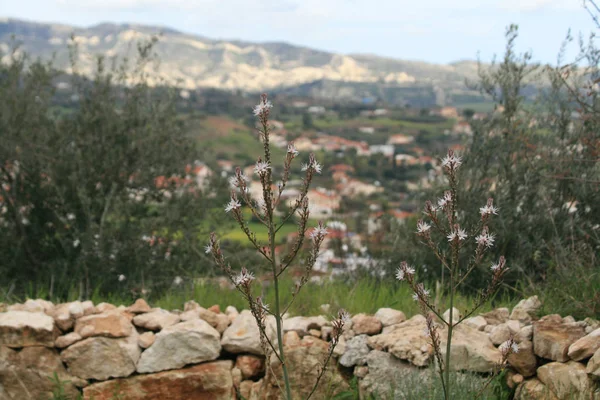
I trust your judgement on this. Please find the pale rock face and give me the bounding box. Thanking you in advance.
[351,313,382,335]
[533,314,586,362]
[221,310,276,355]
[235,354,265,380]
[127,298,151,314]
[74,310,133,338]
[283,315,329,335]
[96,302,117,313]
[83,361,234,400]
[55,332,83,349]
[514,378,558,400]
[81,300,97,316]
[339,334,370,367]
[7,298,53,313]
[68,301,85,319]
[263,335,348,399]
[0,345,83,399]
[374,308,406,327]
[47,303,76,331]
[367,315,432,367]
[463,316,488,331]
[0,311,56,347]
[481,307,510,326]
[442,307,461,325]
[132,308,180,331]
[137,319,221,373]
[537,361,599,400]
[60,333,141,380]
[567,327,600,361]
[510,296,542,323]
[489,323,512,345]
[137,331,155,349]
[586,348,600,377]
[359,350,414,398]
[515,325,533,343]
[439,324,503,373]
[508,340,537,377]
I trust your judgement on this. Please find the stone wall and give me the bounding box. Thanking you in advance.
[0,296,598,399]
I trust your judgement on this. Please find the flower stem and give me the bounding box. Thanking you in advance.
[271,222,292,400]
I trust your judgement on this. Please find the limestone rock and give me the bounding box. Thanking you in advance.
[464,316,488,331]
[352,313,382,335]
[439,324,503,373]
[283,315,329,335]
[81,300,97,316]
[533,314,586,361]
[83,361,234,400]
[199,308,230,334]
[586,348,600,378]
[568,327,600,361]
[537,361,599,400]
[339,334,370,367]
[137,319,221,373]
[515,378,558,400]
[0,311,56,347]
[55,332,83,349]
[508,340,537,377]
[221,310,275,355]
[264,335,348,399]
[0,346,82,400]
[7,298,53,313]
[442,307,461,325]
[490,323,511,345]
[127,298,151,314]
[235,354,265,380]
[96,302,117,313]
[359,350,414,399]
[74,310,133,338]
[138,331,155,349]
[510,296,542,323]
[516,325,533,343]
[367,315,431,367]
[374,308,406,327]
[482,307,510,325]
[132,308,180,331]
[61,334,141,380]
[47,303,76,331]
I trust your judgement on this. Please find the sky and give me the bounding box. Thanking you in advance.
[2,0,598,64]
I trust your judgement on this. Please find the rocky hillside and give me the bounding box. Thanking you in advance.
[0,18,486,105]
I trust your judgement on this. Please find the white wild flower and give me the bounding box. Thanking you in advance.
[441,152,462,170]
[118,274,126,282]
[475,232,495,248]
[480,199,499,217]
[447,228,467,242]
[225,198,242,213]
[67,213,76,221]
[287,143,299,157]
[233,268,255,286]
[204,244,212,254]
[310,224,329,240]
[437,191,452,208]
[173,276,183,285]
[254,161,271,176]
[416,220,431,234]
[253,99,273,116]
[73,239,80,248]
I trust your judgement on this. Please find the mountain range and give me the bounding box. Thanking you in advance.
[0,17,489,106]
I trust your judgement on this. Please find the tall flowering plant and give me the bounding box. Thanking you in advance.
[396,150,516,399]
[207,94,348,400]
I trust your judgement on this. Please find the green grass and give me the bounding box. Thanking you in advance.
[222,221,298,243]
